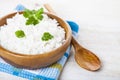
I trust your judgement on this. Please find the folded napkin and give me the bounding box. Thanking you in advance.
[0,4,79,80]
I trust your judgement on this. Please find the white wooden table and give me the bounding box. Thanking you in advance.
[0,0,120,80]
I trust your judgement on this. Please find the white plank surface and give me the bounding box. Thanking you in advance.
[0,0,120,80]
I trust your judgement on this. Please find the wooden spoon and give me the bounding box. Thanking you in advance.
[44,4,101,71]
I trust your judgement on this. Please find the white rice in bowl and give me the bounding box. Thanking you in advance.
[0,13,66,55]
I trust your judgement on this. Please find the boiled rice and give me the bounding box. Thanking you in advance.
[0,13,65,54]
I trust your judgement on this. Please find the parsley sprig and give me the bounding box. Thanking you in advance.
[15,30,25,38]
[23,8,44,25]
[42,32,54,41]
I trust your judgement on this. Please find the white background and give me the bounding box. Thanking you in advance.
[0,0,120,80]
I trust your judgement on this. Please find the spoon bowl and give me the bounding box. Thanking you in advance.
[72,37,101,71]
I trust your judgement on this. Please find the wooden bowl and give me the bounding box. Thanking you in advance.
[0,12,72,69]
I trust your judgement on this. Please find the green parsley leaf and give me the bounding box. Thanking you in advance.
[23,9,33,18]
[23,8,44,25]
[15,30,25,38]
[37,15,43,20]
[35,8,43,19]
[26,16,39,25]
[42,32,54,41]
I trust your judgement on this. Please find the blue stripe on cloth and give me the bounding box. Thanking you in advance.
[20,70,56,80]
[67,21,79,33]
[0,62,55,80]
[12,68,22,76]
[63,46,71,58]
[15,4,25,11]
[37,68,60,79]
[57,56,67,66]
[0,63,13,74]
[64,52,69,58]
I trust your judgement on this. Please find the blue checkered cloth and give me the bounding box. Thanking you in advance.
[0,4,79,80]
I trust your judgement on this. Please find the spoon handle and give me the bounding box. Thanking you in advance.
[71,37,83,50]
[44,4,56,15]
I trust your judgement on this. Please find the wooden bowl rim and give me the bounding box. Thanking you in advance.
[0,11,72,57]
